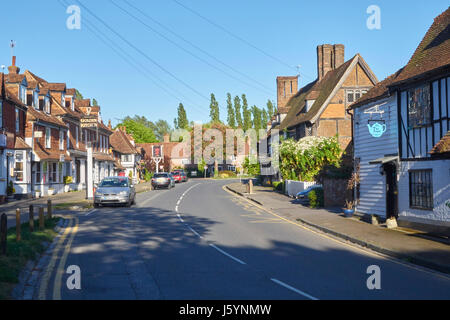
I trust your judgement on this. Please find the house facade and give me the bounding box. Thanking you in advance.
[0,67,32,201]
[351,8,450,232]
[0,57,132,200]
[110,126,141,183]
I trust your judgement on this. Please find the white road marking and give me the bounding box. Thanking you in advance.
[177,214,184,222]
[188,225,203,238]
[270,278,319,300]
[85,209,97,216]
[175,205,179,212]
[209,244,246,265]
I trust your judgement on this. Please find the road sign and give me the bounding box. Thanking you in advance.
[81,116,98,128]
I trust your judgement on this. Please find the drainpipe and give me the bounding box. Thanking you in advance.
[346,107,356,201]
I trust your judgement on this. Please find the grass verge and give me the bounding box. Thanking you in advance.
[0,217,60,300]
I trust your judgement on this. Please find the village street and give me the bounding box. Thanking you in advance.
[34,179,450,300]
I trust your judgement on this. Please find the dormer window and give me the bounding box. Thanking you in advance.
[33,91,39,109]
[45,97,50,114]
[19,85,27,104]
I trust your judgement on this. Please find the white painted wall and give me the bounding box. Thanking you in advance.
[353,95,398,217]
[398,159,450,226]
[285,180,317,197]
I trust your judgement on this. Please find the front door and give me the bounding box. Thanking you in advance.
[384,162,398,219]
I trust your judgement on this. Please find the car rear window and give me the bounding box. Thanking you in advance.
[154,173,168,178]
[100,178,129,187]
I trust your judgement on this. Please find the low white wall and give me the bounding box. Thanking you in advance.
[285,180,317,197]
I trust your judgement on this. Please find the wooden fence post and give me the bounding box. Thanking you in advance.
[39,207,45,230]
[29,205,34,232]
[47,200,52,220]
[0,213,6,255]
[16,208,21,242]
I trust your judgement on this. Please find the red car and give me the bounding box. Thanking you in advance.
[171,171,182,183]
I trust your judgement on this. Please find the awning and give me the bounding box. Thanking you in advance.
[369,155,398,165]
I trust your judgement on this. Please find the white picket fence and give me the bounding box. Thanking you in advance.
[284,180,317,197]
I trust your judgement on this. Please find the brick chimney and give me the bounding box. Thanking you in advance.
[317,44,345,80]
[163,133,170,143]
[276,75,298,113]
[8,56,20,75]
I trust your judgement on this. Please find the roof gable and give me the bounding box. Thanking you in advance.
[390,7,450,87]
[280,54,378,129]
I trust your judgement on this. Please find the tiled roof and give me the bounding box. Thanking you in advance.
[43,83,66,92]
[110,128,139,155]
[5,74,25,83]
[66,88,76,96]
[27,106,67,127]
[93,152,115,162]
[34,143,71,161]
[279,57,356,129]
[279,54,377,129]
[430,130,450,155]
[390,7,450,87]
[14,137,32,150]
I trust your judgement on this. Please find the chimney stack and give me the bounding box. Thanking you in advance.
[317,44,345,80]
[8,56,20,74]
[163,133,170,143]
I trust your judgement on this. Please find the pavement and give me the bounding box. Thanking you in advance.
[0,182,153,229]
[225,182,450,274]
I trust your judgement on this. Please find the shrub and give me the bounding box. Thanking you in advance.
[63,176,73,185]
[279,136,342,182]
[143,169,153,182]
[308,188,324,208]
[273,181,284,192]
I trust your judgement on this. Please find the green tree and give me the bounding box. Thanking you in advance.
[115,118,157,143]
[234,95,243,128]
[262,109,269,129]
[75,89,83,100]
[242,94,251,131]
[226,93,235,128]
[209,93,220,123]
[251,105,262,131]
[175,103,189,129]
[92,98,99,106]
[266,99,275,119]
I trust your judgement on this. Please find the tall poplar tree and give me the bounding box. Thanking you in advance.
[209,93,220,123]
[175,103,189,129]
[242,94,251,131]
[234,95,243,128]
[226,93,235,128]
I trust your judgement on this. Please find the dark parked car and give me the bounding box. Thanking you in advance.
[152,173,175,189]
[295,185,323,202]
[94,177,136,207]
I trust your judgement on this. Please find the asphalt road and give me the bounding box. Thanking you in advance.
[38,179,450,300]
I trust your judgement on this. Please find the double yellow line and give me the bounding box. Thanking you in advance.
[38,216,79,300]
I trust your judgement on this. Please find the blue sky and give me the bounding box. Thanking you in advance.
[1,1,448,127]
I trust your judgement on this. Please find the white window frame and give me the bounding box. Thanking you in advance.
[61,93,65,107]
[33,91,39,108]
[19,85,26,104]
[15,108,20,133]
[59,130,64,150]
[76,126,79,148]
[45,97,50,113]
[14,151,25,182]
[45,127,51,149]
